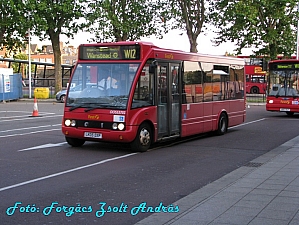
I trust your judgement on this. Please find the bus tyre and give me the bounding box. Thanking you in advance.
[286,112,294,116]
[130,123,152,152]
[65,136,85,147]
[216,113,228,135]
[250,86,259,94]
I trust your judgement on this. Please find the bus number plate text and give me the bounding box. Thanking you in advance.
[280,108,290,112]
[84,132,102,138]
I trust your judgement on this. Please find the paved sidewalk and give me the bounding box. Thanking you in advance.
[136,136,299,225]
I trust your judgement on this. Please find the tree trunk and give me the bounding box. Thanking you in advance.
[49,29,62,94]
[189,39,198,53]
[187,31,198,53]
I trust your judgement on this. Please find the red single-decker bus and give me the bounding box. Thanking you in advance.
[62,41,246,151]
[266,59,299,115]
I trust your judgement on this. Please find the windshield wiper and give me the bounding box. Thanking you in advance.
[69,104,87,111]
[85,104,126,112]
[69,103,96,111]
[84,103,112,112]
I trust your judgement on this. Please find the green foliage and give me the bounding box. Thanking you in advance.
[86,0,168,42]
[210,0,299,59]
[0,0,28,54]
[24,0,88,92]
[12,53,27,73]
[26,0,87,41]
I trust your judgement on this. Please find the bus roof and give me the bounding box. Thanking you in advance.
[78,41,245,66]
[270,59,299,64]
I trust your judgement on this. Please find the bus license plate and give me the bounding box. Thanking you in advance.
[84,132,102,138]
[280,108,290,112]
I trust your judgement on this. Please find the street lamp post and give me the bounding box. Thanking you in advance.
[297,3,299,60]
[28,28,32,98]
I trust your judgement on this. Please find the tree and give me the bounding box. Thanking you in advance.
[210,0,299,59]
[12,53,27,77]
[25,0,87,93]
[0,0,28,55]
[167,0,210,53]
[86,0,168,42]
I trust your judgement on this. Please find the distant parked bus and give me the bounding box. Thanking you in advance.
[61,41,246,152]
[245,65,267,94]
[266,59,299,115]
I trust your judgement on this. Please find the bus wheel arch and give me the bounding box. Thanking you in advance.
[216,112,228,135]
[65,136,85,147]
[130,121,153,152]
[250,86,259,94]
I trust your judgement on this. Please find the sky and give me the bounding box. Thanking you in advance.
[31,29,255,56]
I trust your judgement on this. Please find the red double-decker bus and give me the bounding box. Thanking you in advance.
[245,65,267,94]
[266,59,299,115]
[62,41,246,151]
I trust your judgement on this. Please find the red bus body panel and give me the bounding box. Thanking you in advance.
[266,96,299,112]
[62,106,158,143]
[245,65,267,94]
[181,100,245,137]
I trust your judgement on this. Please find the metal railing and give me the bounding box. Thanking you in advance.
[246,93,266,104]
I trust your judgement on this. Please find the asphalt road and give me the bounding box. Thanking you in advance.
[1,101,299,225]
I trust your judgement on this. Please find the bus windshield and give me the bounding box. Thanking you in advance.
[268,69,299,97]
[66,63,140,109]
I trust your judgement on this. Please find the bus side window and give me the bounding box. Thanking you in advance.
[132,63,154,108]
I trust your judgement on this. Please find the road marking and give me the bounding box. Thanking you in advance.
[0,124,61,133]
[0,153,138,192]
[0,128,60,138]
[0,112,55,119]
[230,118,266,128]
[18,142,67,151]
[0,115,61,122]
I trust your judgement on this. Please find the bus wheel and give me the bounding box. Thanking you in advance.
[216,113,228,135]
[130,123,152,152]
[286,112,294,116]
[65,137,85,147]
[250,87,259,94]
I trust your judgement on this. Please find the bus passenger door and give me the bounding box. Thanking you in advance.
[157,63,180,139]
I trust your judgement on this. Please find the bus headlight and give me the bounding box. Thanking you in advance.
[118,123,125,131]
[65,119,71,126]
[65,119,76,127]
[269,100,274,104]
[112,123,118,130]
[71,120,76,127]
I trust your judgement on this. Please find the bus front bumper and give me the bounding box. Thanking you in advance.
[62,125,138,143]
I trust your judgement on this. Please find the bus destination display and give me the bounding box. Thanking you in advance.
[272,63,299,69]
[79,45,140,60]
